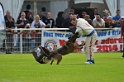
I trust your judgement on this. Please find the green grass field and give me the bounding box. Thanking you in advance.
[0,52,124,82]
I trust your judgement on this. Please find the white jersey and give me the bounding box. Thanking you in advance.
[75,18,95,36]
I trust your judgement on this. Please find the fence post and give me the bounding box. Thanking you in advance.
[41,29,44,47]
[20,30,23,54]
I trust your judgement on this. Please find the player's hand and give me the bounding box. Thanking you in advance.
[75,32,80,38]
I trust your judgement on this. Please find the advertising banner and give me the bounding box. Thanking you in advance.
[42,28,122,52]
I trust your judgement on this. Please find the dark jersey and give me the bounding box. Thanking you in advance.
[16,18,29,28]
[44,18,55,28]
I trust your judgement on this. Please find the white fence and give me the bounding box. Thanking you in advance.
[0,28,122,54]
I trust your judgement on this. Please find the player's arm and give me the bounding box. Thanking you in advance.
[75,26,84,37]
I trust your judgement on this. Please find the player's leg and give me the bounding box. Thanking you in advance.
[84,37,94,64]
[90,33,97,63]
[84,32,97,64]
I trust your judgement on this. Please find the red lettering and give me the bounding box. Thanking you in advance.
[59,40,66,46]
[102,46,108,52]
[120,38,123,43]
[101,40,105,44]
[108,45,113,51]
[75,48,82,52]
[106,38,109,44]
[113,45,118,51]
[96,46,102,52]
[101,38,122,44]
[109,38,114,44]
[96,45,118,52]
[110,38,117,44]
[95,40,98,45]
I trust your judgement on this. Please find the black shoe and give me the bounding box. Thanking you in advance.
[6,52,12,54]
[6,49,12,54]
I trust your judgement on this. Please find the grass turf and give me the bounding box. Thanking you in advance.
[0,52,123,82]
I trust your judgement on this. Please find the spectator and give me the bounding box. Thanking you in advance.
[56,11,64,28]
[103,9,110,17]
[81,11,87,18]
[24,4,32,19]
[15,12,29,50]
[103,14,108,23]
[69,7,75,14]
[2,10,14,52]
[45,12,55,28]
[4,10,14,22]
[27,12,33,24]
[22,24,35,52]
[103,9,112,28]
[112,10,121,27]
[63,13,73,28]
[63,13,76,32]
[16,12,29,29]
[90,8,99,20]
[105,16,115,28]
[39,11,47,23]
[31,15,46,29]
[120,16,124,25]
[31,15,46,46]
[5,16,15,54]
[92,15,105,28]
[41,7,47,18]
[84,15,92,25]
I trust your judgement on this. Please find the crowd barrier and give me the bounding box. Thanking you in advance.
[0,28,122,54]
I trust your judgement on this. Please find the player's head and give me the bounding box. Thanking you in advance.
[70,15,77,26]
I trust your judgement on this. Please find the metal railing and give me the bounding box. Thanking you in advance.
[0,28,121,54]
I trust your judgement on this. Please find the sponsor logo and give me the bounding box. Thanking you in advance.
[44,39,57,51]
